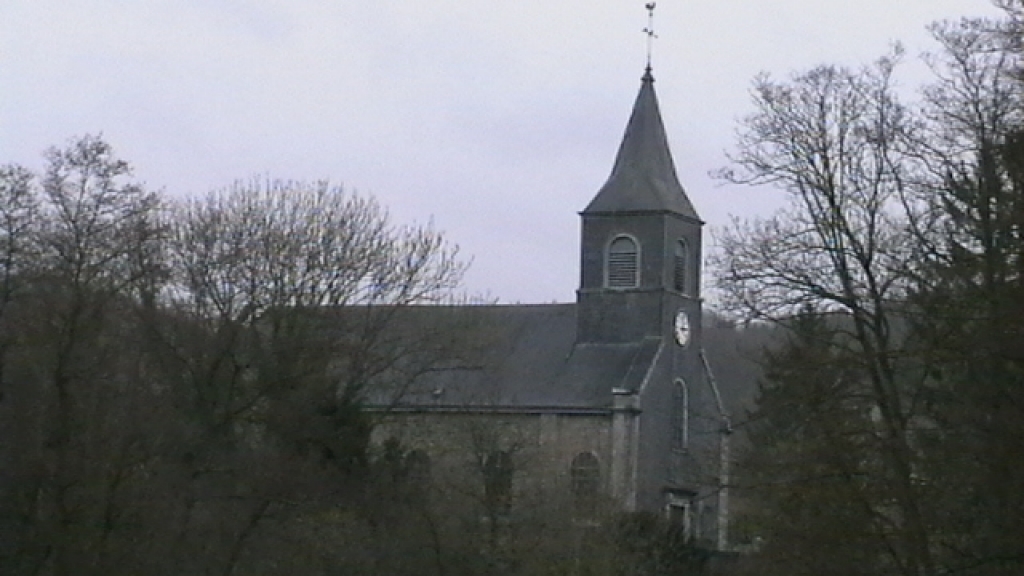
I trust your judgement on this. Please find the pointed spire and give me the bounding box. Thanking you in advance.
[583,69,699,219]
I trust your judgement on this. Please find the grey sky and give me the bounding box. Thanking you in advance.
[0,0,1005,303]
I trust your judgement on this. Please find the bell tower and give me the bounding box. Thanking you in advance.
[576,66,703,347]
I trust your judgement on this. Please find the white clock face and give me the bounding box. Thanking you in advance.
[674,310,691,347]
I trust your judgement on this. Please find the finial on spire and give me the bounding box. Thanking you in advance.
[643,2,657,73]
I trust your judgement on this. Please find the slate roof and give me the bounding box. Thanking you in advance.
[370,304,663,413]
[584,68,700,220]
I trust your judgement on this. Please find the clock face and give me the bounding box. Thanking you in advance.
[674,310,691,347]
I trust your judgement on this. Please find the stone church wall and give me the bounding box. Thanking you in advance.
[370,410,616,515]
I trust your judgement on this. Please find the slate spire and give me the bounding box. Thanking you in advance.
[583,68,699,219]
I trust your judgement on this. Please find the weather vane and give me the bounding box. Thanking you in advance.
[643,2,657,71]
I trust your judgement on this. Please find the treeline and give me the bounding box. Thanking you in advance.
[0,137,478,575]
[718,6,1024,576]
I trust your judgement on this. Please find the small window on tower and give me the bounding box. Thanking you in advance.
[674,239,689,294]
[607,235,639,288]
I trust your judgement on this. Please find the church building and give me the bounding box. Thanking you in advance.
[369,65,732,550]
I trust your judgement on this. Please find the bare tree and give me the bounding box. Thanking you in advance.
[715,52,943,575]
[0,133,487,575]
[0,163,44,575]
[159,178,466,430]
[0,135,167,576]
[719,9,1024,573]
[136,178,470,574]
[0,164,39,398]
[905,16,1024,574]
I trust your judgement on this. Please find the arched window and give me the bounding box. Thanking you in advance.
[673,379,689,450]
[570,452,601,499]
[406,450,432,485]
[607,235,639,288]
[673,239,689,294]
[483,450,514,513]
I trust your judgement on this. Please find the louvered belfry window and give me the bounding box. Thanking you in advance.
[607,236,639,288]
[674,239,688,294]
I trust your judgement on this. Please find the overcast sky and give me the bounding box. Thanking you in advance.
[0,0,1006,303]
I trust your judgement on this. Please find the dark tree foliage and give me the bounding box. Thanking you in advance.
[0,137,470,576]
[722,7,1024,576]
[735,312,888,576]
[908,130,1024,574]
[612,512,713,576]
[907,14,1024,575]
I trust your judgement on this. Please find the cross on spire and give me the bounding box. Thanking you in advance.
[643,2,657,72]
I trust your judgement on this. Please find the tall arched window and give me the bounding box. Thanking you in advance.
[483,450,514,514]
[570,452,601,500]
[673,239,689,294]
[607,235,639,288]
[673,379,689,450]
[406,450,432,485]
